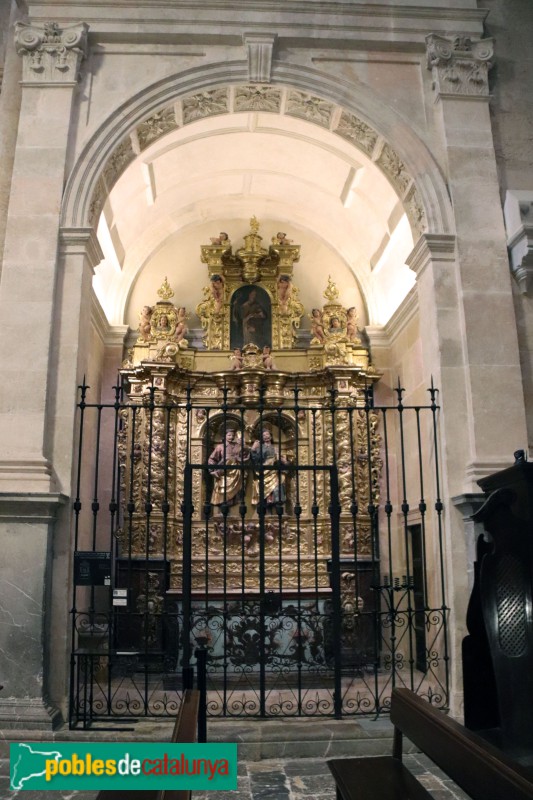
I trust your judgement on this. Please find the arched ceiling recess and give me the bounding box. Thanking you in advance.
[90,85,423,328]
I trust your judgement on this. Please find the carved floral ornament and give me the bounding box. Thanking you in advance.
[15,20,88,84]
[426,34,494,97]
[87,84,427,237]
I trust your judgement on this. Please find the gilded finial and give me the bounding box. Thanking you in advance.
[324,276,339,303]
[250,216,260,234]
[157,276,174,301]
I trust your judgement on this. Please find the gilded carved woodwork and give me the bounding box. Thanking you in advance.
[120,219,381,597]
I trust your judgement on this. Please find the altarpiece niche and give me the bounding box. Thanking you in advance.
[118,218,381,676]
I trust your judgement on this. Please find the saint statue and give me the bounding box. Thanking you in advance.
[250,429,289,512]
[208,429,249,511]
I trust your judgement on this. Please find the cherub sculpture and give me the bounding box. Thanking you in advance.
[173,306,188,344]
[210,274,225,312]
[309,308,326,344]
[209,232,229,246]
[262,345,275,370]
[272,231,293,245]
[346,307,361,343]
[230,347,243,370]
[277,275,292,313]
[138,305,153,338]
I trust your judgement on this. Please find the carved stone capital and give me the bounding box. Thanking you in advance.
[426,34,493,99]
[243,33,276,83]
[504,190,533,295]
[15,20,88,85]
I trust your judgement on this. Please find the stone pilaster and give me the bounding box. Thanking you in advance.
[0,493,66,728]
[0,22,90,727]
[424,34,527,489]
[0,1,23,272]
[0,20,89,494]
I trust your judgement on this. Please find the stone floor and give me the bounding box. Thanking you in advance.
[0,753,471,799]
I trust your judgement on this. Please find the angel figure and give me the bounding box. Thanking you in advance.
[230,347,243,370]
[262,345,275,370]
[210,231,229,245]
[138,305,153,338]
[272,231,293,245]
[346,307,361,343]
[173,306,188,344]
[277,275,292,313]
[309,308,326,344]
[210,274,225,312]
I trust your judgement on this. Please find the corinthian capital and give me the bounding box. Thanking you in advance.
[426,34,493,98]
[15,21,89,85]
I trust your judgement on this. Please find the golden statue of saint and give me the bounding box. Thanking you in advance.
[208,429,249,508]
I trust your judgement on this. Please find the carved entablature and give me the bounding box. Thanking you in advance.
[15,20,88,85]
[197,217,304,350]
[426,34,494,98]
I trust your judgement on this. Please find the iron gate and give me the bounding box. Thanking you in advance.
[69,381,448,727]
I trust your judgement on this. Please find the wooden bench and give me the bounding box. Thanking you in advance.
[97,688,200,800]
[328,687,533,800]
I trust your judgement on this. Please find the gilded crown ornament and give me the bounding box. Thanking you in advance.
[157,277,174,301]
[324,276,340,303]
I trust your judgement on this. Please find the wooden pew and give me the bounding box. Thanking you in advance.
[97,688,200,800]
[328,687,533,800]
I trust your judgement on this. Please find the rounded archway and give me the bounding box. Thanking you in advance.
[61,67,454,332]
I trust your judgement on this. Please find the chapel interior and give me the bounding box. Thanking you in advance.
[0,0,532,772]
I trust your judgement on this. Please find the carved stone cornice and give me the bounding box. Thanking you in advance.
[406,233,456,279]
[15,20,88,86]
[59,227,104,270]
[426,34,493,99]
[243,33,276,84]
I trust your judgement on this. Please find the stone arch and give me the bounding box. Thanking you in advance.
[61,61,454,240]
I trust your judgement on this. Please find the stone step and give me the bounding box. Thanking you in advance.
[0,716,396,760]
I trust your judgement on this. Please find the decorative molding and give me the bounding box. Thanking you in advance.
[406,233,456,279]
[91,291,129,348]
[234,85,281,113]
[102,136,136,190]
[84,85,433,244]
[87,179,106,227]
[426,34,493,99]
[243,33,276,84]
[59,227,104,269]
[334,110,378,156]
[465,459,514,485]
[14,20,88,86]
[376,143,411,196]
[386,285,419,344]
[137,107,178,151]
[182,88,229,124]
[0,697,62,730]
[404,185,427,240]
[285,90,334,128]
[0,459,58,494]
[503,190,533,295]
[0,492,67,522]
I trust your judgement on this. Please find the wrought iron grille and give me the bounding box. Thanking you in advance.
[69,380,448,728]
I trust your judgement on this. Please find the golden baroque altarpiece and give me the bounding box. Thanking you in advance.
[119,219,381,601]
